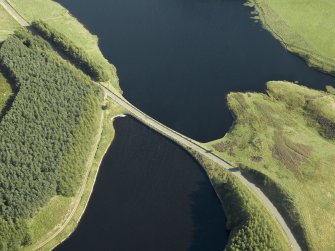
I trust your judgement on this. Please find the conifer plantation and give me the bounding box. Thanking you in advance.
[0,31,102,249]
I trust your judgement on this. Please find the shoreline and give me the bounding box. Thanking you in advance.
[248,0,335,76]
[1,0,304,249]
[47,114,127,250]
[26,97,105,251]
[25,100,126,251]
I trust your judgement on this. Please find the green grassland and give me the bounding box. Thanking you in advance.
[9,0,120,91]
[247,0,335,73]
[0,73,13,116]
[205,81,335,250]
[0,5,20,41]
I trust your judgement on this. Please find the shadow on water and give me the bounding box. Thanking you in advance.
[56,117,227,251]
[49,0,335,249]
[188,182,229,251]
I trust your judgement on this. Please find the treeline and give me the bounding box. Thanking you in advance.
[0,218,31,250]
[217,176,284,251]
[0,31,102,249]
[193,154,289,251]
[31,20,109,82]
[240,166,309,250]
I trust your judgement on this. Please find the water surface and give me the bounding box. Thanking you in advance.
[56,117,227,250]
[57,0,335,142]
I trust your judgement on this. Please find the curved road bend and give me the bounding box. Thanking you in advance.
[0,1,301,250]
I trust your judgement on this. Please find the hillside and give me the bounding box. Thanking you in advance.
[206,81,335,250]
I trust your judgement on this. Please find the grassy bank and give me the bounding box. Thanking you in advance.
[193,153,291,250]
[205,81,335,250]
[0,5,20,41]
[31,20,108,82]
[247,0,335,74]
[8,0,120,91]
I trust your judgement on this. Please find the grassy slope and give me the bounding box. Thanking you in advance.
[8,0,120,91]
[248,0,335,73]
[0,73,13,116]
[205,81,335,250]
[25,100,126,251]
[0,5,20,41]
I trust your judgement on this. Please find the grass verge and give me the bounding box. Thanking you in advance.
[192,153,291,250]
[0,4,20,41]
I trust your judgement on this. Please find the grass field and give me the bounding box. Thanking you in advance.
[248,0,335,73]
[205,81,335,250]
[0,5,20,41]
[0,73,14,116]
[8,0,120,91]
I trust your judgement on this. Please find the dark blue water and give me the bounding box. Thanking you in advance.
[57,0,335,142]
[53,0,335,250]
[56,117,228,251]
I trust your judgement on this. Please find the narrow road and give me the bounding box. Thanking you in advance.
[0,0,29,26]
[100,86,301,251]
[2,2,301,250]
[32,101,105,251]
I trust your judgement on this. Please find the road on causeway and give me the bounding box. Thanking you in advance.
[1,2,301,250]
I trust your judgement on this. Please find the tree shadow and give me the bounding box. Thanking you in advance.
[0,65,18,121]
[188,181,229,251]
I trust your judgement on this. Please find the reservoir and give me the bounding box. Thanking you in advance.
[56,117,228,251]
[53,0,335,250]
[57,0,335,142]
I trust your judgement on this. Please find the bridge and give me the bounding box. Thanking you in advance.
[101,85,301,251]
[0,1,301,250]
